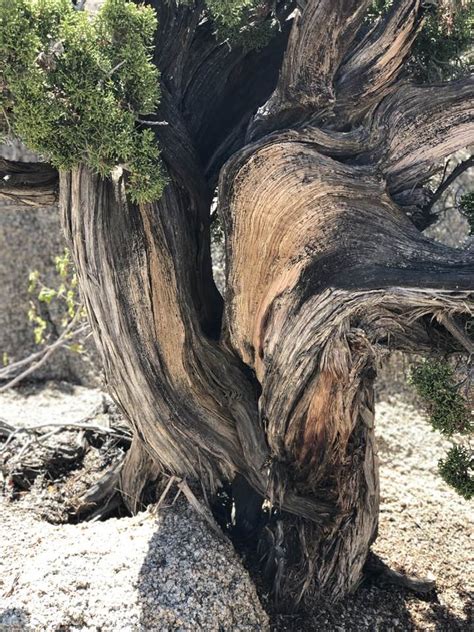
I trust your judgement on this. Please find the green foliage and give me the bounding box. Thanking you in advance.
[459,191,474,235]
[204,0,279,50]
[365,0,393,22]
[27,248,87,351]
[410,1,473,81]
[439,445,474,500]
[1,0,164,203]
[409,359,472,436]
[410,359,473,499]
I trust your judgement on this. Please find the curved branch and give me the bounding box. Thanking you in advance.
[335,0,424,121]
[372,77,474,193]
[0,158,58,207]
[424,155,474,213]
[248,0,372,140]
[219,130,474,600]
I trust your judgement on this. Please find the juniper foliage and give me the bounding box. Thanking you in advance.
[410,360,473,498]
[2,1,472,203]
[410,0,473,81]
[0,0,164,203]
[439,445,474,500]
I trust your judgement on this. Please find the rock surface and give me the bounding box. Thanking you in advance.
[0,500,268,632]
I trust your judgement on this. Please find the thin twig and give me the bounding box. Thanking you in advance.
[152,475,179,515]
[106,60,126,77]
[0,323,89,379]
[425,156,474,213]
[0,312,88,392]
[12,421,130,439]
[0,416,131,457]
[137,119,169,126]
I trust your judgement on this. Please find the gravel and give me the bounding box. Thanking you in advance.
[0,382,472,631]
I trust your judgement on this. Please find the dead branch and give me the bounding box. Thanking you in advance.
[365,552,436,596]
[424,156,474,213]
[0,158,58,207]
[0,313,90,392]
[436,313,474,355]
[177,479,227,540]
[0,421,131,455]
[74,457,125,519]
[248,0,372,138]
[0,399,130,510]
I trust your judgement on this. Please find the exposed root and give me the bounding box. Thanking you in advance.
[73,458,124,520]
[364,552,436,596]
[119,437,162,514]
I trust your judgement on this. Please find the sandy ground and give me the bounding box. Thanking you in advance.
[0,381,472,631]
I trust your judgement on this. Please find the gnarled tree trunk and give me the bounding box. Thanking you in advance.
[3,0,473,605]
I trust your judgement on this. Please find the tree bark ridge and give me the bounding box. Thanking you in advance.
[336,0,424,121]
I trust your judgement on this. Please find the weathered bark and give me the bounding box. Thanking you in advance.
[373,77,474,194]
[0,158,58,207]
[218,127,473,600]
[6,0,474,606]
[249,0,373,139]
[335,0,424,121]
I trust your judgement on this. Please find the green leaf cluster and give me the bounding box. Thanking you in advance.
[27,248,87,351]
[439,445,473,500]
[459,191,474,235]
[410,1,473,81]
[410,359,472,437]
[365,0,394,23]
[410,359,473,499]
[204,0,279,50]
[1,0,164,203]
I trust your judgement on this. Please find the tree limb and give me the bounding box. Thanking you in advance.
[248,0,372,139]
[424,155,474,213]
[0,158,58,207]
[279,0,372,104]
[373,76,474,194]
[336,0,424,121]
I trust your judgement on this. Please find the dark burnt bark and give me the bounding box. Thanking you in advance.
[5,0,473,606]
